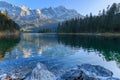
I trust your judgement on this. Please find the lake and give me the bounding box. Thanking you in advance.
[0,33,120,78]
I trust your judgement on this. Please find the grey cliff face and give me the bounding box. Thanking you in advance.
[0,1,83,31]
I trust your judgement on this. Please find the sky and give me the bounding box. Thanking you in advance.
[1,0,120,15]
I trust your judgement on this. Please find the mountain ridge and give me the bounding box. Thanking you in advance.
[0,1,84,32]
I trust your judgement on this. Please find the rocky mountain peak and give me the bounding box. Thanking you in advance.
[20,6,30,11]
[0,1,84,32]
[56,5,66,9]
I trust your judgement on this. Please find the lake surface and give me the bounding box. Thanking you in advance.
[0,33,120,78]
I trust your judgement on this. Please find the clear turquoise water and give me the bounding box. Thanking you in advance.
[0,33,120,78]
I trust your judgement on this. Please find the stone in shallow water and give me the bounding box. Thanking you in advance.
[1,63,119,80]
[59,68,100,80]
[59,64,119,80]
[0,74,24,80]
[78,64,113,77]
[107,78,120,80]
[0,74,7,80]
[30,62,56,80]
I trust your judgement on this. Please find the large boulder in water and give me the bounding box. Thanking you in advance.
[1,63,119,80]
[59,64,120,80]
[30,63,56,80]
[58,68,100,80]
[78,64,113,77]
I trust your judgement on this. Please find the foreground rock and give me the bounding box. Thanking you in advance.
[58,64,120,80]
[29,63,56,80]
[0,63,120,80]
[79,64,113,77]
[0,74,24,80]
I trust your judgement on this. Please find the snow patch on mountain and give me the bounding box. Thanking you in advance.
[41,6,83,21]
[0,1,84,32]
[0,1,83,22]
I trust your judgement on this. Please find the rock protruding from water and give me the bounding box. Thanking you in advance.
[0,74,24,80]
[0,63,120,80]
[30,63,56,80]
[79,64,113,77]
[58,64,120,80]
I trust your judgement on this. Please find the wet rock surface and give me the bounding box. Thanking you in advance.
[0,63,120,80]
[78,64,113,77]
[58,64,120,80]
[0,74,24,80]
[28,63,56,80]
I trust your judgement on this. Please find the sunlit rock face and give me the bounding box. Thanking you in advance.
[30,63,56,80]
[0,1,83,32]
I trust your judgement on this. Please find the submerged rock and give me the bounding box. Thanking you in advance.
[27,63,120,80]
[0,74,24,80]
[78,64,113,77]
[0,74,8,80]
[0,63,120,80]
[107,78,120,80]
[30,63,56,80]
[58,69,100,80]
[59,64,120,80]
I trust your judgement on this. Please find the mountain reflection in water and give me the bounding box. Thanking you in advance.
[0,33,120,78]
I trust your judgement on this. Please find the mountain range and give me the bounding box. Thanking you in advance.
[0,1,84,32]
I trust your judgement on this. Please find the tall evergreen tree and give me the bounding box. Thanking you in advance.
[0,11,19,32]
[57,3,120,33]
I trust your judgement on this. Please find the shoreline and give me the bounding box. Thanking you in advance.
[23,32,120,37]
[56,33,120,36]
[0,31,20,36]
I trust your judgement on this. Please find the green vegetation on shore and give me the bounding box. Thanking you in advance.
[38,28,52,33]
[0,11,19,32]
[57,3,120,33]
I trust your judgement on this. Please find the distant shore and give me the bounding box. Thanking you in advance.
[22,32,120,36]
[0,31,20,36]
[56,33,120,36]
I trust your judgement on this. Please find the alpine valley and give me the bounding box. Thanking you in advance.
[0,1,83,32]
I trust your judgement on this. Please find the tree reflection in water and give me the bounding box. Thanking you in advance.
[57,34,120,63]
[0,35,20,60]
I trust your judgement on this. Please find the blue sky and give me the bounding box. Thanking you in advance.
[1,0,120,15]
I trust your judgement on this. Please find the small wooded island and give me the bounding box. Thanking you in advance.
[0,11,19,35]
